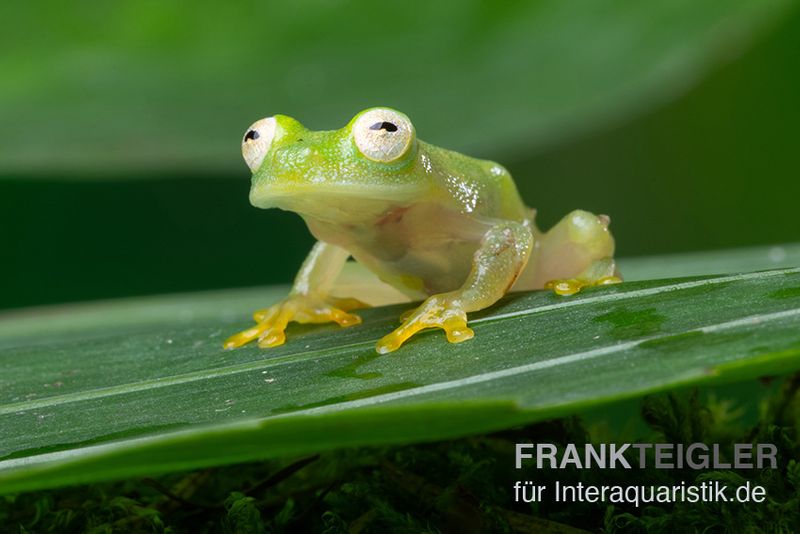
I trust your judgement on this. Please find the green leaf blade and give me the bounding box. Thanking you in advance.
[1,247,800,494]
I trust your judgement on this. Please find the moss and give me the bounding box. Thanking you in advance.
[2,374,799,533]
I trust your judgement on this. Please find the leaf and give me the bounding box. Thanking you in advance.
[1,245,800,494]
[1,0,794,175]
[619,243,800,281]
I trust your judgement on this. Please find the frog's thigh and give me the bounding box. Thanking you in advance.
[525,210,614,285]
[534,210,620,295]
[375,221,533,353]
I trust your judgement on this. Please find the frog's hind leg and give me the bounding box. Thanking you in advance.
[524,209,621,296]
[375,221,533,354]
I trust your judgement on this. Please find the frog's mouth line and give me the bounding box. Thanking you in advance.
[249,184,425,210]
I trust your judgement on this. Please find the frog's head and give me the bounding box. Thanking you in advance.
[242,107,428,220]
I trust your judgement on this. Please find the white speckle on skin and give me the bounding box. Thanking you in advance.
[166,339,173,345]
[769,246,787,263]
[421,153,433,173]
[490,165,504,176]
[264,378,276,384]
[445,174,479,213]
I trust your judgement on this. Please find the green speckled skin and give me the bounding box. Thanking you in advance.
[228,108,618,353]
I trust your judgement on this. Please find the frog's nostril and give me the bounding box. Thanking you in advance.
[244,130,260,141]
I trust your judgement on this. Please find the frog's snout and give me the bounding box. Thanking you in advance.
[272,142,327,172]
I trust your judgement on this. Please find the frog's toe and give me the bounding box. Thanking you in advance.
[296,305,362,327]
[225,303,291,350]
[257,327,287,348]
[223,322,271,350]
[375,331,404,354]
[544,278,584,296]
[442,316,475,343]
[335,310,362,327]
[321,308,362,327]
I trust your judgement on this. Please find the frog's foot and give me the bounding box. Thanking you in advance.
[223,294,363,350]
[545,276,621,296]
[544,257,622,296]
[376,295,474,354]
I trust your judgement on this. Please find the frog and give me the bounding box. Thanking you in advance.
[224,107,620,354]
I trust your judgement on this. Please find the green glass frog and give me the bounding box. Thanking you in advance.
[225,108,619,354]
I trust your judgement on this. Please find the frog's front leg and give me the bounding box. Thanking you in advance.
[224,242,366,349]
[376,221,533,354]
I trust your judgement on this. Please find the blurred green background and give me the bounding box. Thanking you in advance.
[1,0,798,310]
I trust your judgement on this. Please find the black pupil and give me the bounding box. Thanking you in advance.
[244,130,260,141]
[369,121,398,132]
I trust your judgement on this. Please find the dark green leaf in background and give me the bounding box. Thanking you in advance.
[0,0,793,175]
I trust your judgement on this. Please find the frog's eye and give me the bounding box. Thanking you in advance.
[242,117,277,172]
[352,108,414,163]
